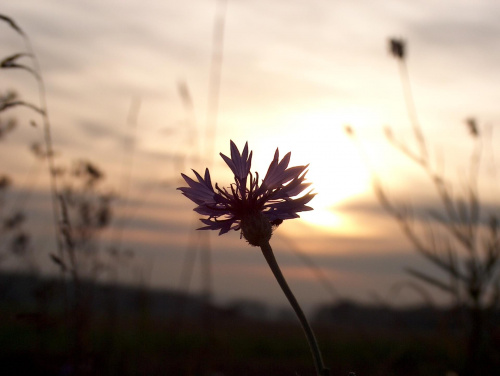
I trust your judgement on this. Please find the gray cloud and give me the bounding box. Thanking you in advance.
[78,119,132,146]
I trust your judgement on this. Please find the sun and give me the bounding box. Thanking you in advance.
[251,107,374,231]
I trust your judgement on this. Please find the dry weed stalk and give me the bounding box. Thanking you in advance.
[373,38,499,375]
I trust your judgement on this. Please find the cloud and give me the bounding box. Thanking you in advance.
[78,119,132,147]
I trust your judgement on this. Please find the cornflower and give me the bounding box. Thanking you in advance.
[178,140,315,245]
[179,141,329,376]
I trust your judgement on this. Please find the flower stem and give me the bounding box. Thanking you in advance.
[260,240,330,376]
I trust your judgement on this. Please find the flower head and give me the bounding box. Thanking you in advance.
[389,38,405,59]
[178,140,315,245]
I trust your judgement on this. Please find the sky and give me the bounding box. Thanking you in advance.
[1,0,500,312]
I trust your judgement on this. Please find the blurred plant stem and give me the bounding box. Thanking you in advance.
[369,37,500,375]
[20,22,63,264]
[260,240,330,376]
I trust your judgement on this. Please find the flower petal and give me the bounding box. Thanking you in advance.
[260,150,307,192]
[178,169,216,205]
[220,140,252,180]
[265,191,316,219]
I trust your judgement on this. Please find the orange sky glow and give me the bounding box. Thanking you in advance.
[1,0,500,311]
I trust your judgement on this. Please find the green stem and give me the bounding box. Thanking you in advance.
[260,240,330,376]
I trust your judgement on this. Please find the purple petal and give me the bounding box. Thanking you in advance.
[265,192,316,218]
[178,169,216,205]
[198,217,238,235]
[193,204,227,216]
[261,150,302,191]
[220,141,252,180]
[275,170,310,198]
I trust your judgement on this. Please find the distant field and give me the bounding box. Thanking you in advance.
[0,305,468,376]
[2,271,498,375]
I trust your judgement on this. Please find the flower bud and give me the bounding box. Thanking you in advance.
[241,212,272,247]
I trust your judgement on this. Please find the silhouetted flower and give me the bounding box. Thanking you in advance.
[0,175,11,190]
[465,117,479,137]
[10,232,29,255]
[178,141,314,245]
[389,38,405,59]
[3,211,25,230]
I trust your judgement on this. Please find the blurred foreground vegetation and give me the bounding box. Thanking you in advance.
[2,272,500,376]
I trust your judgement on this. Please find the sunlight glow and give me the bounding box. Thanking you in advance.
[252,108,374,231]
[300,204,343,229]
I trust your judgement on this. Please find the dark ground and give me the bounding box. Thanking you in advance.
[1,272,499,376]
